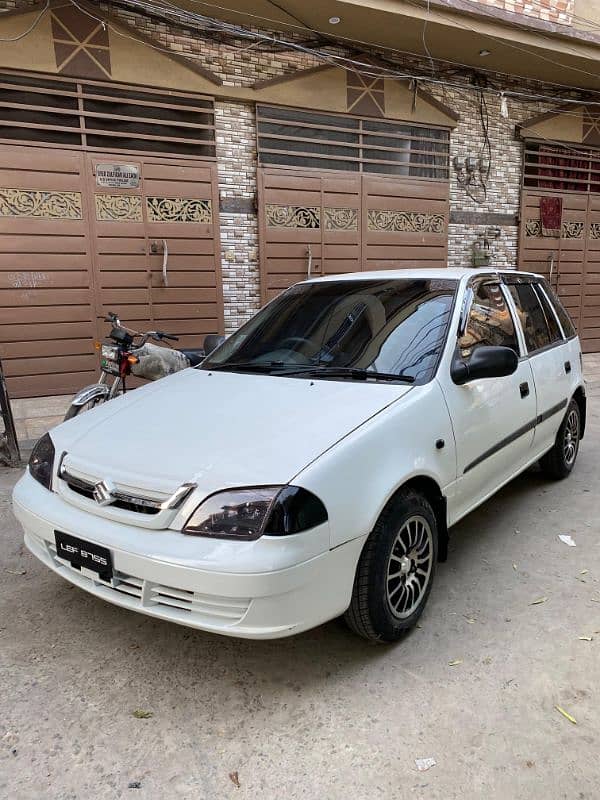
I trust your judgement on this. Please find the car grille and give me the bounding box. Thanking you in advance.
[61,470,163,516]
[47,539,250,626]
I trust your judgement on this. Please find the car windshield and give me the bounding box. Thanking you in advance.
[203,278,458,383]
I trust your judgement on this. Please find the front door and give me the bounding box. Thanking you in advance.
[441,279,537,523]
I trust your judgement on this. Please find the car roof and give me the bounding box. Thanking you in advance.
[303,268,540,284]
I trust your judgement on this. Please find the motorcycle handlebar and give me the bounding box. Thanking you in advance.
[102,314,179,344]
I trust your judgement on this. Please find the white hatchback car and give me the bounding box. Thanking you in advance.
[13,268,585,642]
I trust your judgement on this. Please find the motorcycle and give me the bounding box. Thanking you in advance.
[65,312,222,420]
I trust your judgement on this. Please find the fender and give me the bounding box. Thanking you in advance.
[70,384,110,407]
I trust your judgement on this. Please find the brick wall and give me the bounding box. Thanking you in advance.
[214,101,261,332]
[471,0,574,24]
[422,84,549,269]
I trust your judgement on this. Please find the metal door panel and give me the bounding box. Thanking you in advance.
[259,167,450,302]
[0,144,97,398]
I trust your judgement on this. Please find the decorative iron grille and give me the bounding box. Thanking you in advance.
[257,104,449,180]
[0,70,215,158]
[523,141,600,194]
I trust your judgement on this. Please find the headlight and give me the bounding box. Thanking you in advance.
[183,486,328,540]
[28,433,55,490]
[101,344,120,360]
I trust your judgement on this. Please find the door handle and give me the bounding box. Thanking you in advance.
[161,239,169,287]
[564,361,571,374]
[520,382,530,398]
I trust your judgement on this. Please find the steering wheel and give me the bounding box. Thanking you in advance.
[279,337,320,357]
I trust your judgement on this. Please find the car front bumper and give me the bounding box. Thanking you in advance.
[13,473,365,639]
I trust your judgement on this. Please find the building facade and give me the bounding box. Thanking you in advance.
[1,0,600,398]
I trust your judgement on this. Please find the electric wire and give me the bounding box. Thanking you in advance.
[148,0,600,93]
[0,0,49,41]
[6,0,600,116]
[105,0,600,108]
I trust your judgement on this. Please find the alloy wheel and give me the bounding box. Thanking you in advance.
[386,515,434,620]
[563,408,580,467]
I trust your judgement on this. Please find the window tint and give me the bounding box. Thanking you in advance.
[533,284,563,342]
[204,278,457,384]
[507,282,557,352]
[539,279,577,338]
[459,281,519,355]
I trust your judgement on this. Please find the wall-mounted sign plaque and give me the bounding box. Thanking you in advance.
[96,164,140,189]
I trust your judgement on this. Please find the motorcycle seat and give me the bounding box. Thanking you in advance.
[178,348,205,367]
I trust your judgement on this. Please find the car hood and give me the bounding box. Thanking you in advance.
[53,368,411,494]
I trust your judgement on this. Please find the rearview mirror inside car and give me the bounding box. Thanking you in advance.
[203,334,226,355]
[451,345,518,386]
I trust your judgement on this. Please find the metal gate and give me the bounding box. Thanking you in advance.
[258,168,449,303]
[0,70,223,398]
[519,188,600,353]
[86,152,222,346]
[519,141,600,353]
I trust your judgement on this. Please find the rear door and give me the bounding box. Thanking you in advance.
[504,276,571,454]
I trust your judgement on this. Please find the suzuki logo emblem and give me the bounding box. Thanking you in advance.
[93,479,115,506]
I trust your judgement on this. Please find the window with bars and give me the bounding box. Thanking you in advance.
[0,71,215,158]
[257,104,450,180]
[524,141,600,194]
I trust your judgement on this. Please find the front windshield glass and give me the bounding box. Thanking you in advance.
[203,278,458,383]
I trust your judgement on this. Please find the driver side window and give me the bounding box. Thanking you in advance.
[459,281,519,357]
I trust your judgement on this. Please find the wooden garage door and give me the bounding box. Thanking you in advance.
[519,188,600,352]
[0,70,222,397]
[362,175,448,271]
[0,146,222,398]
[258,169,361,301]
[0,145,97,398]
[257,104,450,302]
[519,142,600,352]
[259,168,449,302]
[88,153,222,346]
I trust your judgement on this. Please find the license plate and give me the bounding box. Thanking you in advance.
[100,357,121,376]
[54,531,113,581]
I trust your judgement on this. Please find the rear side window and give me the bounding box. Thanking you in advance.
[459,281,519,355]
[539,279,577,338]
[533,284,563,342]
[507,282,561,353]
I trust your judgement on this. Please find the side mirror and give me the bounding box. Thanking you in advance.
[451,345,518,386]
[203,333,226,356]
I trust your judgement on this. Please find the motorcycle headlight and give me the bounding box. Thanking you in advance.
[183,486,328,540]
[28,433,55,491]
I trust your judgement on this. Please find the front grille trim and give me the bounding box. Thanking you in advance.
[58,462,195,519]
[62,470,163,515]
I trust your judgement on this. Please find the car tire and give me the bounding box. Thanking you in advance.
[344,489,438,643]
[539,399,581,480]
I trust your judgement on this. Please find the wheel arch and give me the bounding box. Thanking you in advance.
[572,385,586,439]
[378,475,449,563]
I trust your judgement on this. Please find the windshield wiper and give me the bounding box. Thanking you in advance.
[205,360,287,373]
[274,366,415,383]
